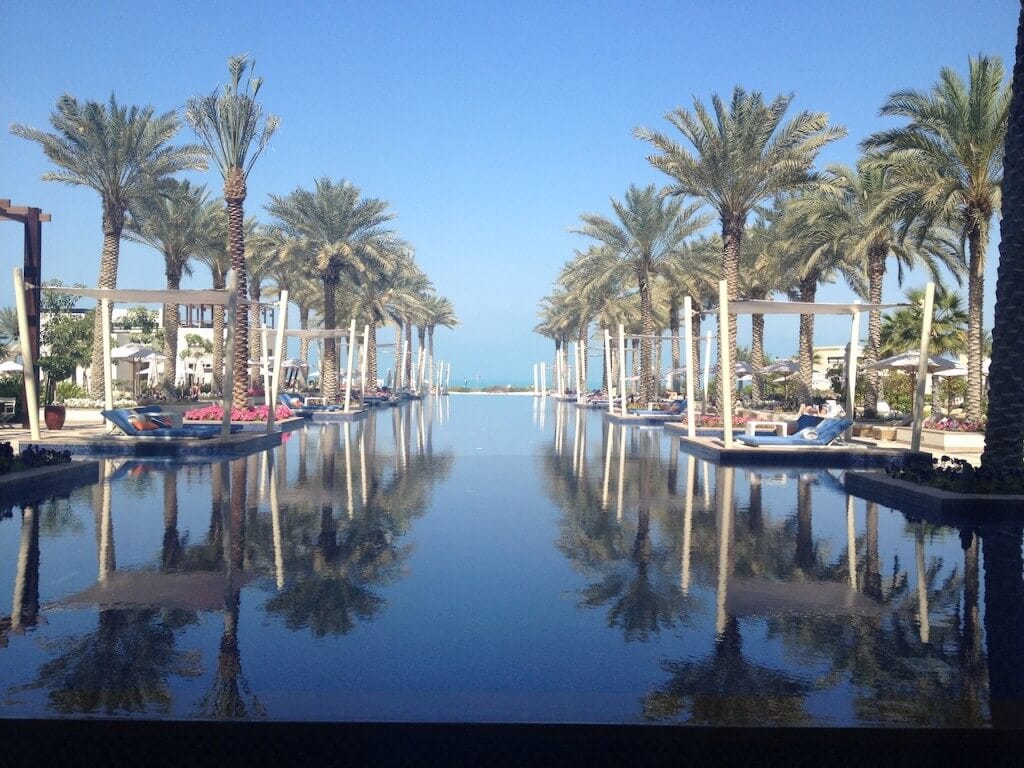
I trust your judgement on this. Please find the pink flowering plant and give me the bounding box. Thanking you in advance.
[185,404,292,422]
[923,416,986,433]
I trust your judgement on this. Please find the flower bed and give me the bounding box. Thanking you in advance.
[923,416,985,432]
[185,404,293,422]
[0,442,71,476]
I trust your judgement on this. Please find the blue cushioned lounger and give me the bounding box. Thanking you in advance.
[101,408,241,439]
[734,417,853,447]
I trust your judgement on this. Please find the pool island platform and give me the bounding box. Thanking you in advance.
[12,423,285,458]
[675,433,917,468]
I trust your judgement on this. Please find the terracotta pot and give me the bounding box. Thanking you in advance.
[44,404,66,431]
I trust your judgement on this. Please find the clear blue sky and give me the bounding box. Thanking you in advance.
[1,0,1018,386]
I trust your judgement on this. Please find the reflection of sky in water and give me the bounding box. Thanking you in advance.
[0,396,1014,725]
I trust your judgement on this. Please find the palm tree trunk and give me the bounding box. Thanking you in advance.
[798,276,817,402]
[417,326,427,390]
[863,502,881,600]
[164,265,182,395]
[722,215,743,412]
[638,268,655,403]
[865,243,886,414]
[224,169,250,408]
[249,283,262,388]
[298,305,310,386]
[692,304,702,401]
[89,214,122,399]
[427,326,435,391]
[965,224,986,421]
[162,470,180,570]
[751,311,765,402]
[982,525,1024,727]
[322,276,338,401]
[578,324,588,392]
[367,321,379,387]
[669,297,680,393]
[795,474,814,571]
[212,272,225,394]
[983,9,1024,471]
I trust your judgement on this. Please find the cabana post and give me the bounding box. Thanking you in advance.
[683,296,696,438]
[12,268,40,439]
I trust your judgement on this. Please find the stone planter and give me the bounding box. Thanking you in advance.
[871,426,897,441]
[851,424,873,437]
[44,405,66,430]
[894,427,985,452]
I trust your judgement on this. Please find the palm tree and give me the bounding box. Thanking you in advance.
[636,87,845,406]
[880,285,967,357]
[186,55,279,406]
[574,184,708,402]
[798,161,963,414]
[421,294,458,391]
[12,95,206,398]
[737,211,796,401]
[862,55,1009,421]
[126,180,222,391]
[983,10,1024,476]
[266,178,397,401]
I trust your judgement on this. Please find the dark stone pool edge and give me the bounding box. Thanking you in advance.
[0,719,1016,768]
[0,459,99,506]
[845,470,1024,522]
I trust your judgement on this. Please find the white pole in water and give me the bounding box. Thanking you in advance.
[222,269,238,438]
[603,328,614,415]
[718,280,733,448]
[846,302,860,441]
[533,363,538,396]
[618,324,628,417]
[911,282,936,453]
[703,331,712,412]
[683,296,696,439]
[445,361,450,392]
[344,318,356,413]
[540,362,547,397]
[12,268,40,440]
[268,289,288,432]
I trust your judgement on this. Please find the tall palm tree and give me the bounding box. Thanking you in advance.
[983,9,1024,476]
[12,95,206,398]
[800,161,963,413]
[266,178,397,401]
[574,184,708,402]
[421,294,458,390]
[863,55,1009,421]
[636,87,845,406]
[187,55,279,406]
[737,211,796,401]
[126,180,222,391]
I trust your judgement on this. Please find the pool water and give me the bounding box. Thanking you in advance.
[1,396,1021,726]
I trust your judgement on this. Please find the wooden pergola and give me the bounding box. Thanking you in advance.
[0,200,50,427]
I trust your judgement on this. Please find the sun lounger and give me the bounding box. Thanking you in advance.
[102,408,242,439]
[735,417,853,447]
[633,399,687,417]
[280,393,341,411]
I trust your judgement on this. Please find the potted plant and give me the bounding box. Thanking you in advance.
[37,283,93,430]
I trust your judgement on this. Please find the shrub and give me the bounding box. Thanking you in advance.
[885,453,1024,494]
[55,381,86,403]
[0,441,72,476]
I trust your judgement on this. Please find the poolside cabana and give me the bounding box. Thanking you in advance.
[266,320,363,413]
[685,280,928,451]
[12,268,289,439]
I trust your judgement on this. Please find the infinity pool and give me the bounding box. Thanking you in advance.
[2,396,1021,726]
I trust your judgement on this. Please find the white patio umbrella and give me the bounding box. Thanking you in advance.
[866,351,958,374]
[0,360,23,373]
[111,343,165,397]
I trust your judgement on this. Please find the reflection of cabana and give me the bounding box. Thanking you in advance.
[12,269,289,438]
[684,281,924,450]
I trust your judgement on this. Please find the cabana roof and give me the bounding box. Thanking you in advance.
[40,285,233,306]
[723,300,906,316]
